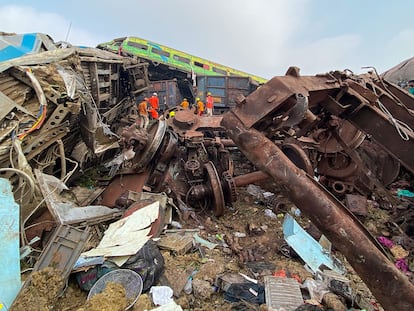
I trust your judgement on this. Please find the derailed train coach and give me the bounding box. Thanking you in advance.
[0,32,150,220]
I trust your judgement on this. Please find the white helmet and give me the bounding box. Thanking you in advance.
[153,92,157,96]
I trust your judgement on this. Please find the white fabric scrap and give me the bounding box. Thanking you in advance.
[150,286,174,306]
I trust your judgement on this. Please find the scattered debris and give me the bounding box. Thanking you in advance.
[2,31,414,311]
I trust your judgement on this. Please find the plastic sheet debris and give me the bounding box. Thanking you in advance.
[264,208,277,219]
[301,278,329,303]
[224,282,265,304]
[122,240,165,292]
[397,189,414,198]
[35,170,122,224]
[193,233,217,249]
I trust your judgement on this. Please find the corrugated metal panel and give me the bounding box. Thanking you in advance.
[264,276,303,311]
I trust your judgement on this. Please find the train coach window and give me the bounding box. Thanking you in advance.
[194,61,204,68]
[213,67,227,75]
[127,41,148,50]
[194,61,211,69]
[152,48,170,57]
[173,55,190,64]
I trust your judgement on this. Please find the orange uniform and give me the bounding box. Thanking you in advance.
[137,99,149,128]
[206,94,213,116]
[138,100,148,116]
[206,95,213,109]
[197,100,204,116]
[148,107,159,119]
[148,94,159,110]
[180,99,189,109]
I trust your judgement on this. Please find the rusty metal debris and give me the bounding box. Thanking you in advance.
[221,67,414,310]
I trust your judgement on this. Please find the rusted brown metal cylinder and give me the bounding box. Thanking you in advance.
[233,170,270,187]
[221,111,414,311]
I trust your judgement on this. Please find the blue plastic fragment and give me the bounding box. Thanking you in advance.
[0,178,21,309]
[397,189,414,198]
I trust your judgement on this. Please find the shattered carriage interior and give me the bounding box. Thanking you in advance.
[1,32,414,311]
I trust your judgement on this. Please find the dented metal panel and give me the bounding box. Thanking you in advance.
[33,224,90,277]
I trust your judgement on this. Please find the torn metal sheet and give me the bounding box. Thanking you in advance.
[283,214,345,274]
[81,201,160,259]
[0,178,21,309]
[35,170,122,224]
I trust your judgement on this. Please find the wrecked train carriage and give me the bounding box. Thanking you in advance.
[0,46,149,220]
[221,67,414,310]
[224,68,411,197]
[101,109,237,217]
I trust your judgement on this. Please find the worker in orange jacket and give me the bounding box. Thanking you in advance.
[137,98,149,128]
[180,98,189,109]
[206,92,214,116]
[148,107,159,120]
[196,97,204,116]
[148,92,159,112]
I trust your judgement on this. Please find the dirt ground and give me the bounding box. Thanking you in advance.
[11,181,397,311]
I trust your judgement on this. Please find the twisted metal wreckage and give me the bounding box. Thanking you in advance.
[1,35,414,309]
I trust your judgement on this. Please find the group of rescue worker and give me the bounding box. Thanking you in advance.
[179,92,214,116]
[137,92,215,127]
[137,92,159,128]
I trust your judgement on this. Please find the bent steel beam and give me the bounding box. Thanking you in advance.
[221,111,414,311]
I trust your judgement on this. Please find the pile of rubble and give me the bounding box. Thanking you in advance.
[1,32,414,311]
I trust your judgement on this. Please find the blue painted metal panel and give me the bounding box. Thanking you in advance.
[0,178,21,310]
[0,33,39,62]
[283,214,343,274]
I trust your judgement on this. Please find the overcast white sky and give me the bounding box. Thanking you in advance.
[0,0,413,79]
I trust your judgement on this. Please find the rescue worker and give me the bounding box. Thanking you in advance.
[149,92,159,113]
[169,110,176,118]
[137,97,149,128]
[148,106,159,120]
[196,97,204,116]
[180,98,189,109]
[206,92,214,116]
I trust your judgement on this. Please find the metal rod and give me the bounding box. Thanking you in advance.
[233,170,270,187]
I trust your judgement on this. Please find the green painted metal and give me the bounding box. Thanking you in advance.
[98,36,268,85]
